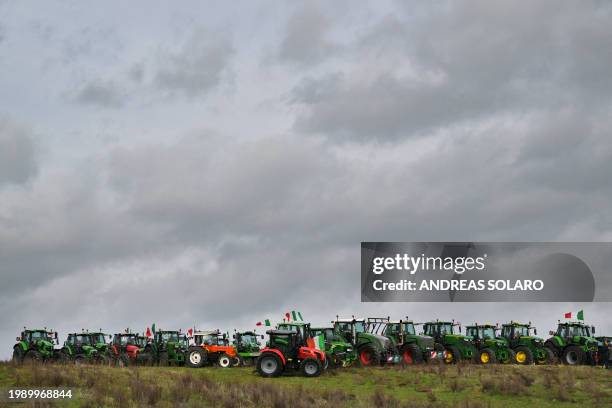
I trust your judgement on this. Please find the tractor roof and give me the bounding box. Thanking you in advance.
[388,320,415,324]
[425,321,454,325]
[278,322,308,326]
[193,330,220,336]
[503,321,530,327]
[266,329,297,336]
[466,324,497,328]
[334,318,365,323]
[559,321,589,327]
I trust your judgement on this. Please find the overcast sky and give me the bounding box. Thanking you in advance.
[1,0,612,358]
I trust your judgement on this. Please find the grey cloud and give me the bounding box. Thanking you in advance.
[0,118,37,186]
[72,80,125,108]
[278,4,339,66]
[154,29,233,98]
[290,1,612,140]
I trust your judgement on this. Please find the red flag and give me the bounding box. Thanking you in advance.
[146,327,152,337]
[285,312,291,321]
[564,312,572,318]
[256,322,262,326]
[188,328,193,337]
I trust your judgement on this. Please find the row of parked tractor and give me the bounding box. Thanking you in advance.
[12,318,611,378]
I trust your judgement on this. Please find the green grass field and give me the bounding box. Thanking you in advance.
[0,362,610,407]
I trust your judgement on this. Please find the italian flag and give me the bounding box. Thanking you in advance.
[307,335,325,350]
[286,311,304,322]
[256,319,271,327]
[564,310,584,320]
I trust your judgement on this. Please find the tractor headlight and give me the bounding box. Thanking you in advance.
[346,348,353,352]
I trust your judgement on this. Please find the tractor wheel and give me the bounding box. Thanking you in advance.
[539,347,555,365]
[158,351,169,366]
[232,356,242,367]
[218,353,232,368]
[116,354,130,367]
[357,345,380,367]
[74,354,87,365]
[300,358,322,377]
[186,348,206,368]
[444,346,461,364]
[562,346,585,365]
[401,344,423,365]
[506,349,517,364]
[514,346,534,365]
[12,347,24,364]
[96,354,110,366]
[55,351,70,364]
[322,356,329,370]
[257,353,283,377]
[477,348,496,365]
[23,350,42,364]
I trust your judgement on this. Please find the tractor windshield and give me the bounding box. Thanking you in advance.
[479,327,496,339]
[90,334,106,344]
[354,321,366,333]
[74,335,90,345]
[30,331,51,341]
[239,334,258,345]
[515,326,530,336]
[161,332,180,342]
[119,335,137,345]
[403,323,416,335]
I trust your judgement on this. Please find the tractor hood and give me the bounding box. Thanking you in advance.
[360,333,390,348]
[415,335,435,350]
[445,334,472,342]
[35,339,54,350]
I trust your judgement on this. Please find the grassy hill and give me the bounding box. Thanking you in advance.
[0,362,610,407]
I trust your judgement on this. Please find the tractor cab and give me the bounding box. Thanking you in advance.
[332,318,367,345]
[332,317,397,365]
[553,322,596,340]
[268,330,302,359]
[113,333,140,347]
[19,329,58,345]
[276,322,311,344]
[234,331,262,351]
[421,320,475,364]
[380,317,438,364]
[193,330,228,346]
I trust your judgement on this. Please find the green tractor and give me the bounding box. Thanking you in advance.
[144,330,188,366]
[13,328,60,364]
[232,331,263,366]
[545,321,599,365]
[374,317,440,364]
[464,323,514,364]
[332,317,399,366]
[499,321,554,365]
[58,331,110,364]
[309,327,356,368]
[421,320,475,364]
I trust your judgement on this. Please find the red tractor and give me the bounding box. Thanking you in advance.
[256,329,326,377]
[109,332,152,366]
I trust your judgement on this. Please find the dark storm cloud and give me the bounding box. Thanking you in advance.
[154,29,233,98]
[72,80,125,108]
[277,3,339,66]
[0,118,37,186]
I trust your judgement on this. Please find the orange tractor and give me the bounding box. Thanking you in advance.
[186,330,238,368]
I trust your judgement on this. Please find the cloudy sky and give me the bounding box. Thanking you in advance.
[1,0,611,357]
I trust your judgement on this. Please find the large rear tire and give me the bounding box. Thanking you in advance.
[23,350,41,364]
[514,346,534,365]
[257,353,283,377]
[401,343,423,365]
[158,351,169,366]
[12,347,24,364]
[186,347,206,368]
[357,345,380,367]
[300,357,322,377]
[477,348,496,365]
[444,346,461,364]
[539,347,555,365]
[562,345,585,365]
[506,349,517,364]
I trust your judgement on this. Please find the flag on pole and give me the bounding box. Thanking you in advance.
[297,312,303,321]
[256,319,271,327]
[292,311,298,321]
[577,310,584,320]
[151,323,156,335]
[285,312,291,321]
[146,327,152,337]
[564,312,572,319]
[188,328,193,337]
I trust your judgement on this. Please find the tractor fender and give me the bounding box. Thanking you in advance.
[260,348,286,365]
[548,336,564,348]
[298,346,326,362]
[16,341,28,352]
